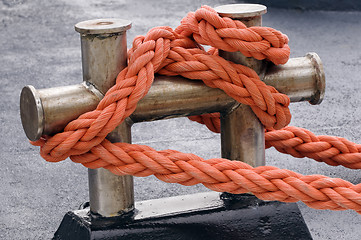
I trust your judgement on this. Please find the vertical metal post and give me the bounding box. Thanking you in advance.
[215,4,267,167]
[75,19,134,217]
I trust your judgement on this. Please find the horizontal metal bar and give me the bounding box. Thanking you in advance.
[20,53,325,141]
[130,74,236,122]
[131,52,325,122]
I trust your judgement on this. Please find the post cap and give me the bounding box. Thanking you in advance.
[20,85,44,141]
[75,19,132,35]
[214,4,267,18]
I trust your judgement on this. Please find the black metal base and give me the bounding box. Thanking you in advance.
[53,193,312,240]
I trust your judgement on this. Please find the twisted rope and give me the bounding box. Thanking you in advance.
[67,141,361,214]
[31,6,361,213]
[190,113,361,169]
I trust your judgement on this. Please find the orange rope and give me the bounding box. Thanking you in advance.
[190,114,361,169]
[31,6,361,213]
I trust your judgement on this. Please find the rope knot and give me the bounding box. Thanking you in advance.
[177,5,291,65]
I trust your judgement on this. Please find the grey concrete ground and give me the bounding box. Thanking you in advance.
[1,0,360,239]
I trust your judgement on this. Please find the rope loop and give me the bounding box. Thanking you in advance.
[176,6,290,64]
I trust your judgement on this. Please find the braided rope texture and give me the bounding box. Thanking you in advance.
[31,6,361,213]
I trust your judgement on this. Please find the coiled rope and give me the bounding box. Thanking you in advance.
[31,6,361,214]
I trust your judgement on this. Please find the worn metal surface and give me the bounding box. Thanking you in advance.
[220,104,265,165]
[74,19,135,218]
[53,192,312,240]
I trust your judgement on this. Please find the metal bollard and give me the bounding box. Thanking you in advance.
[20,4,322,239]
[75,19,134,218]
[19,4,325,216]
[215,4,268,167]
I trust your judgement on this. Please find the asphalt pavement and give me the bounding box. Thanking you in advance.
[0,0,360,239]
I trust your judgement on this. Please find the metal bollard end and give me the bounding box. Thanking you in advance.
[20,85,44,141]
[263,52,326,105]
[306,52,325,105]
[20,83,102,141]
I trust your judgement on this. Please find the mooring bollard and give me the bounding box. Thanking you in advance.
[74,19,135,218]
[20,3,325,239]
